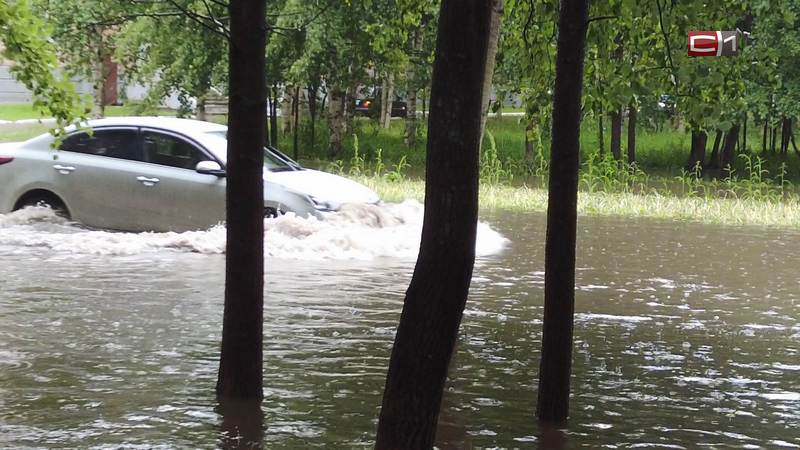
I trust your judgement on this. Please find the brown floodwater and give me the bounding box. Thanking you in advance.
[1,204,799,448]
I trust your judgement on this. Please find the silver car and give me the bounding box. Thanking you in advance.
[0,117,380,232]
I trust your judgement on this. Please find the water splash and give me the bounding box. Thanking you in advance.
[0,201,508,260]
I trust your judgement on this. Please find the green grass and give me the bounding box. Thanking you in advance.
[0,123,52,142]
[355,175,800,228]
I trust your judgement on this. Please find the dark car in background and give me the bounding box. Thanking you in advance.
[354,87,408,118]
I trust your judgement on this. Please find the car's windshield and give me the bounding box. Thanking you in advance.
[204,130,300,172]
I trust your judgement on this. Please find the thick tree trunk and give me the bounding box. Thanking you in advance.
[687,130,707,173]
[196,95,207,122]
[536,0,589,424]
[610,108,622,160]
[374,0,491,446]
[627,102,636,164]
[706,129,723,170]
[216,0,266,401]
[327,86,345,157]
[781,117,791,154]
[479,0,504,146]
[720,123,740,178]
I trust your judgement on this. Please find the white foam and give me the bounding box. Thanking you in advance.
[0,201,508,260]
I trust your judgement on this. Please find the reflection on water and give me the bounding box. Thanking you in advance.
[1,204,799,448]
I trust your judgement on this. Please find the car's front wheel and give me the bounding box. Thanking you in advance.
[264,207,285,218]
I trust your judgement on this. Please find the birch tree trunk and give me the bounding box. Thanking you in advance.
[327,86,345,157]
[479,0,504,146]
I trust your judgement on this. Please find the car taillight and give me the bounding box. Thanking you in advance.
[0,156,13,165]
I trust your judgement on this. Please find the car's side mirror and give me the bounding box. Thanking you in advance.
[196,160,226,177]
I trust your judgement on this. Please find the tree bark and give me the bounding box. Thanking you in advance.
[741,113,747,153]
[627,102,636,165]
[293,85,300,161]
[536,0,589,424]
[720,123,740,178]
[327,86,345,157]
[382,73,395,129]
[308,83,318,153]
[610,108,622,160]
[404,28,424,148]
[525,121,535,163]
[216,0,266,401]
[374,0,491,446]
[196,95,207,122]
[281,85,292,135]
[687,130,707,172]
[706,129,723,170]
[762,119,768,153]
[479,0,504,146]
[598,111,604,156]
[269,83,279,147]
[781,117,791,154]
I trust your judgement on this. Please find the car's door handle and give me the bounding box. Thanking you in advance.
[53,164,76,174]
[136,176,160,186]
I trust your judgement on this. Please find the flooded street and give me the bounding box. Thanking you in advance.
[1,203,799,448]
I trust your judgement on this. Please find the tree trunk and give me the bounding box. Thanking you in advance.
[536,0,589,424]
[598,111,604,156]
[196,95,207,122]
[374,0,491,446]
[610,108,622,161]
[404,72,418,147]
[762,119,768,153]
[344,82,356,136]
[525,121,535,163]
[687,130,707,172]
[307,84,318,153]
[382,73,395,129]
[706,129,723,170]
[91,38,107,119]
[281,85,292,135]
[270,83,279,147]
[479,0,504,146]
[327,86,345,157]
[771,125,778,153]
[293,85,300,161]
[781,117,791,154]
[741,113,747,153]
[404,29,424,148]
[627,102,636,165]
[216,0,266,401]
[720,123,740,178]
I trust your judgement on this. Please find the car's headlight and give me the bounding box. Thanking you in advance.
[309,196,339,211]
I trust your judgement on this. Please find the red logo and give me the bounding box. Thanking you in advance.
[688,31,739,56]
